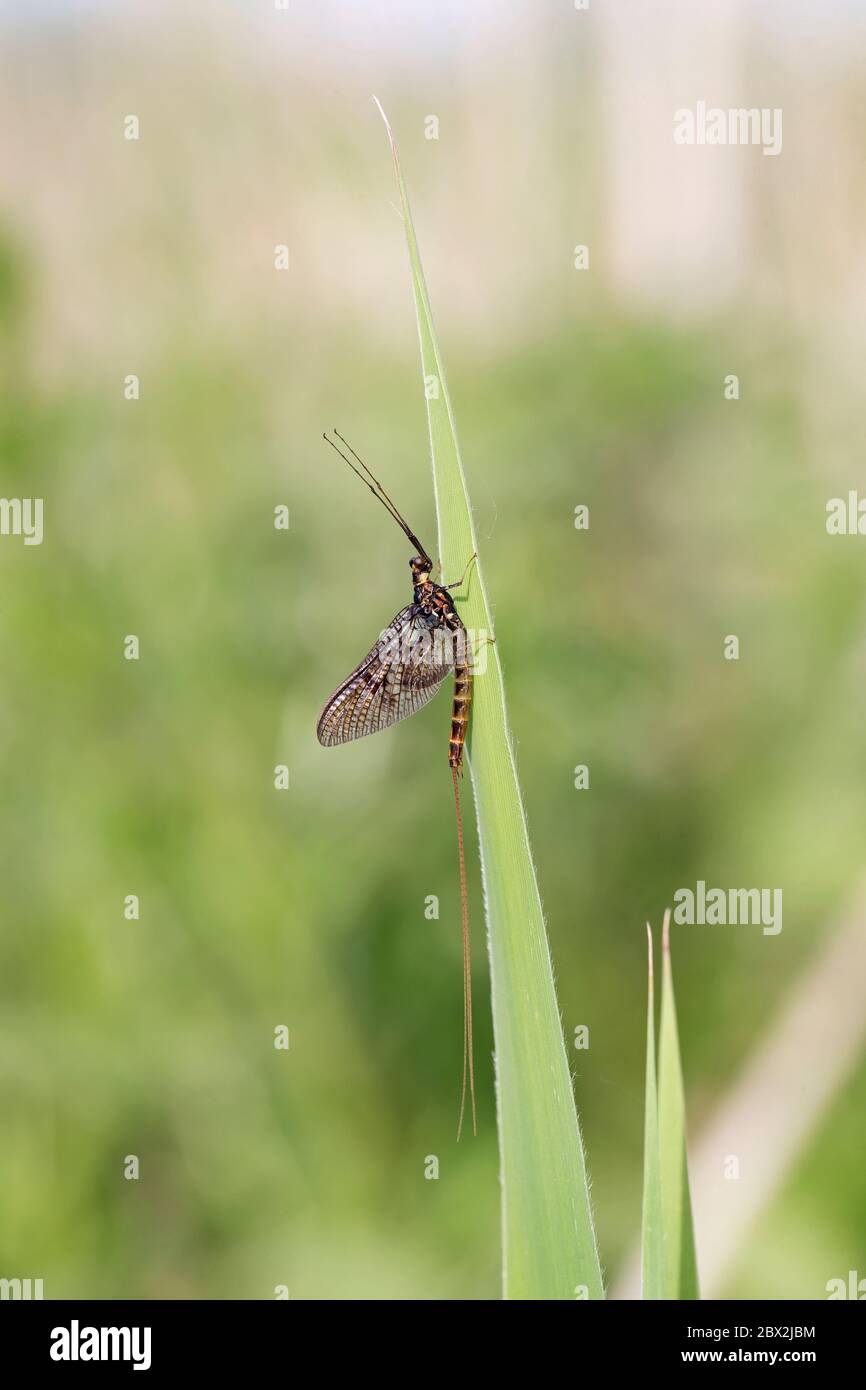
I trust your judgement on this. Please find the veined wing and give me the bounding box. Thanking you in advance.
[317,604,460,747]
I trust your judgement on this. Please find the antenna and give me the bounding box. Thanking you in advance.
[322,430,431,564]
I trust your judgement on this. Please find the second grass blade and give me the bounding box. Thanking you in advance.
[659,911,700,1299]
[642,923,665,1298]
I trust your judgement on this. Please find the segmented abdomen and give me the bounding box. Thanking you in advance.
[448,661,473,769]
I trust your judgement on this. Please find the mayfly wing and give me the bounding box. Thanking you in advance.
[317,605,461,748]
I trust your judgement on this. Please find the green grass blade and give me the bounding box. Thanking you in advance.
[641,923,665,1299]
[374,98,603,1301]
[658,910,700,1299]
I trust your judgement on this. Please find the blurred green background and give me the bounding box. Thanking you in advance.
[1,0,865,1299]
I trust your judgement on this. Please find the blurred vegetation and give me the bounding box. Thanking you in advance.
[0,2,864,1300]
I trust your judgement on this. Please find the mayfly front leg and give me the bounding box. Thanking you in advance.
[446,552,478,594]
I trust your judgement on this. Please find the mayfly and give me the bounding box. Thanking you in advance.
[317,429,486,1138]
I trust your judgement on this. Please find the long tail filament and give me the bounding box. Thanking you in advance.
[452,765,476,1140]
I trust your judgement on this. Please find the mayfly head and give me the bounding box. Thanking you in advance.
[410,555,432,584]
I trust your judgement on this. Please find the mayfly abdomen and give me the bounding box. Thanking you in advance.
[449,662,472,770]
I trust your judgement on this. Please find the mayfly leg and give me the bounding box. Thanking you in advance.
[471,633,495,661]
[446,552,478,593]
